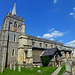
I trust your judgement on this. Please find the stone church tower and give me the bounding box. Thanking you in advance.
[0,2,25,67]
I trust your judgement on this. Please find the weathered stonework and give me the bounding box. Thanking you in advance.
[32,50,43,63]
[0,11,75,69]
[0,12,25,67]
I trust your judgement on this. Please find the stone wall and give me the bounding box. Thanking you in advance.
[0,46,3,71]
[32,50,43,63]
[0,12,25,67]
[26,35,63,50]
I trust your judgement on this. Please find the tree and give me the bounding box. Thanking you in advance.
[41,56,50,66]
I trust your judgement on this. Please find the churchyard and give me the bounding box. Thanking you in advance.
[0,56,75,75]
[1,63,75,75]
[0,66,57,75]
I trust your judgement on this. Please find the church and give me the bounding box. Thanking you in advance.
[0,2,74,68]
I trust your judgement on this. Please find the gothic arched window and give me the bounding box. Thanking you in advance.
[14,22,17,28]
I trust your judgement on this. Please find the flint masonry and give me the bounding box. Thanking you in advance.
[0,2,75,69]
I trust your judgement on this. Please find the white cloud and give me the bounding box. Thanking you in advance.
[43,30,64,39]
[37,36,40,37]
[49,28,55,32]
[51,31,64,37]
[69,7,75,18]
[54,0,57,4]
[65,40,75,47]
[43,33,53,38]
[50,38,54,41]
[69,13,74,15]
[37,28,67,41]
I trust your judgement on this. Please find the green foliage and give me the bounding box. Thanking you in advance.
[41,56,50,66]
[0,67,57,75]
[58,64,65,75]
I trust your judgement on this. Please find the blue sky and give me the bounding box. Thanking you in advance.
[0,0,75,47]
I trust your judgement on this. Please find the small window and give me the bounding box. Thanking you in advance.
[14,35,16,42]
[32,42,35,46]
[40,43,42,47]
[12,49,15,56]
[45,44,47,48]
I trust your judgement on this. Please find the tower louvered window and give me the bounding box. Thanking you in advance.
[14,22,17,27]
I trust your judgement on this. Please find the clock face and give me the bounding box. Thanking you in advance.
[14,28,17,32]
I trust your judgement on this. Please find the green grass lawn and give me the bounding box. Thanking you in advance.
[0,67,57,75]
[58,64,65,75]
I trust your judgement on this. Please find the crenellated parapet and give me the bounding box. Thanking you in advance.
[5,12,24,22]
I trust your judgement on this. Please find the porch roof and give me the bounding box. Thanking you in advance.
[41,47,60,56]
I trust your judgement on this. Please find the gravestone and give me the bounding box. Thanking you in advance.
[14,65,16,71]
[72,61,75,75]
[18,65,21,72]
[62,71,71,75]
[37,70,42,73]
[37,65,40,68]
[10,63,12,70]
[1,63,3,73]
[1,66,3,73]
[34,65,36,67]
[1,62,4,73]
[30,63,33,70]
[26,63,29,69]
[65,61,71,72]
[72,66,75,75]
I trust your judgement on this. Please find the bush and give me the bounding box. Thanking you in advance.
[41,56,50,66]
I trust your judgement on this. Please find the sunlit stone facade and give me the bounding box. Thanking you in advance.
[0,12,74,68]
